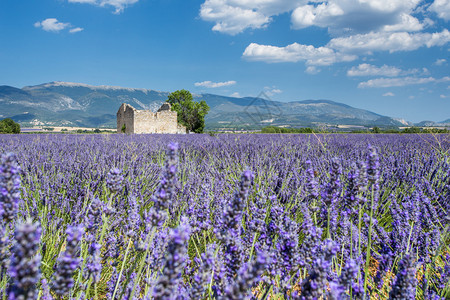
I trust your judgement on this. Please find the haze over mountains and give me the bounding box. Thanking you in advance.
[0,82,446,130]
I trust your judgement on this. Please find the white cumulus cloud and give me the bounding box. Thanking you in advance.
[382,13,424,32]
[291,0,424,35]
[434,58,447,66]
[305,66,321,74]
[429,0,450,21]
[242,42,357,66]
[201,0,425,35]
[69,27,84,33]
[195,80,237,88]
[328,29,450,53]
[199,0,304,35]
[35,18,83,33]
[358,76,450,88]
[347,64,421,77]
[264,86,283,96]
[68,0,139,14]
[383,92,395,96]
[34,18,70,32]
[201,0,450,70]
[242,29,450,66]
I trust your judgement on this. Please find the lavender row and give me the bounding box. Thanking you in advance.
[0,133,449,299]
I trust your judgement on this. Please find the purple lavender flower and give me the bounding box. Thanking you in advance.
[85,241,102,283]
[337,257,366,299]
[147,228,170,271]
[85,197,104,233]
[300,257,331,299]
[357,161,368,205]
[300,239,338,299]
[298,206,322,268]
[374,242,394,289]
[222,251,268,299]
[339,258,358,290]
[0,225,10,270]
[125,195,140,238]
[0,152,22,223]
[389,254,417,299]
[150,142,180,217]
[263,196,283,251]
[275,215,300,288]
[434,255,450,292]
[322,158,342,206]
[305,160,319,202]
[107,267,118,299]
[320,158,342,237]
[343,163,361,214]
[8,220,41,300]
[189,244,216,298]
[105,234,120,264]
[106,168,124,193]
[367,146,380,184]
[223,230,244,281]
[215,170,253,280]
[40,278,53,300]
[216,170,253,242]
[52,225,84,296]
[122,272,140,300]
[188,185,212,234]
[153,218,191,299]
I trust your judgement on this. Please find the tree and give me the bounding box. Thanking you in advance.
[0,118,20,134]
[371,126,381,133]
[166,89,210,133]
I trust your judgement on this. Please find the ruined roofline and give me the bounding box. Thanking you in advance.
[119,103,172,114]
[118,103,137,112]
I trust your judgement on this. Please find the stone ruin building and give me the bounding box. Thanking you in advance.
[117,103,186,134]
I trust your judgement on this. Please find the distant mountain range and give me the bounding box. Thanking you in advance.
[415,119,450,127]
[0,81,443,129]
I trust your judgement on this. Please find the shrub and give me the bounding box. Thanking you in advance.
[0,118,20,134]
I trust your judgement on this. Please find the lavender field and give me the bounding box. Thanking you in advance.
[0,133,449,299]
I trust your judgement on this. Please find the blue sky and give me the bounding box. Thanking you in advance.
[0,0,449,122]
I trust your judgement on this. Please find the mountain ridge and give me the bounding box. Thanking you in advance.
[0,82,418,129]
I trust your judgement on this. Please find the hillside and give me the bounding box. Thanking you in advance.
[0,82,412,129]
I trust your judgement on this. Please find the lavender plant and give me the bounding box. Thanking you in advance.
[0,152,22,224]
[8,220,41,300]
[51,224,84,296]
[0,133,446,299]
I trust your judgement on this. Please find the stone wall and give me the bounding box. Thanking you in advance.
[117,103,186,134]
[116,103,135,134]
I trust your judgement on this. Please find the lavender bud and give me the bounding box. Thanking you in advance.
[223,251,268,299]
[151,143,180,213]
[367,146,380,184]
[305,160,319,202]
[8,220,41,300]
[153,218,191,299]
[52,225,84,296]
[85,197,103,233]
[106,168,124,193]
[0,226,10,269]
[0,152,22,223]
[40,278,53,300]
[85,242,102,283]
[389,254,417,299]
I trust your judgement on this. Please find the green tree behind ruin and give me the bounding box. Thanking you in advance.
[166,89,210,133]
[0,118,20,134]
